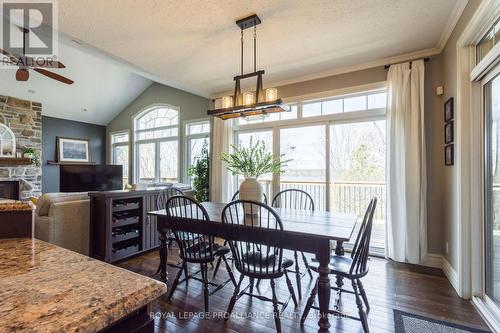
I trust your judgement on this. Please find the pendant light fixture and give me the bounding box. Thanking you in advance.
[208,14,290,120]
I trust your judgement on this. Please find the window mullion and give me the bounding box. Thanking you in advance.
[272,127,280,200]
[155,142,160,183]
[325,121,331,211]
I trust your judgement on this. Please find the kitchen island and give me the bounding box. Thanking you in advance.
[0,238,167,332]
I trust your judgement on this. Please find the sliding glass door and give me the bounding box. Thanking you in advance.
[484,70,500,307]
[280,125,327,211]
[330,120,386,250]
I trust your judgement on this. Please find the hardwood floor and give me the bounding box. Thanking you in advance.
[117,248,490,333]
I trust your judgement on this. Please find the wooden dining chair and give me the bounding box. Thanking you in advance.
[300,197,377,333]
[157,187,184,210]
[154,187,185,274]
[222,200,298,333]
[212,190,268,279]
[165,195,236,312]
[271,188,315,299]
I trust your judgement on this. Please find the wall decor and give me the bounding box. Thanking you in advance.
[0,123,15,157]
[57,137,90,163]
[444,97,454,122]
[444,121,454,144]
[445,144,454,166]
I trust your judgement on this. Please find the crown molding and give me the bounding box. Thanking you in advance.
[437,0,469,51]
[210,47,441,99]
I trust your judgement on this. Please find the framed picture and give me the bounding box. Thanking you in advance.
[57,137,90,163]
[444,97,454,122]
[445,121,454,144]
[445,144,454,166]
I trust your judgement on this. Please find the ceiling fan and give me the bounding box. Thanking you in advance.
[0,27,74,85]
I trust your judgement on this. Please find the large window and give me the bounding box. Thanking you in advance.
[232,86,387,252]
[185,120,210,183]
[134,106,179,184]
[111,131,129,186]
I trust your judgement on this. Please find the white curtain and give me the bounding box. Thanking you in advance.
[209,117,233,203]
[386,60,427,264]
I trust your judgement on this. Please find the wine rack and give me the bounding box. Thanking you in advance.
[89,189,164,263]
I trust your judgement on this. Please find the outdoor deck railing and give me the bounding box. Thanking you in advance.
[258,179,386,220]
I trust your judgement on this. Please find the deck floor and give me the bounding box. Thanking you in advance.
[117,248,489,333]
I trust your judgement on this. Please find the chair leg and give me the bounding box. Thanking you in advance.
[357,279,370,313]
[301,277,318,324]
[284,270,298,308]
[184,263,189,284]
[294,251,302,300]
[222,255,237,287]
[201,263,209,312]
[256,279,262,288]
[301,251,313,279]
[225,274,245,321]
[249,277,255,295]
[352,280,369,333]
[270,279,282,333]
[212,256,223,279]
[167,262,185,300]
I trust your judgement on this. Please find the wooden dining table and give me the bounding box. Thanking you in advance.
[148,202,357,332]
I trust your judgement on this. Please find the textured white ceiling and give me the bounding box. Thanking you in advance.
[56,0,464,97]
[0,28,152,125]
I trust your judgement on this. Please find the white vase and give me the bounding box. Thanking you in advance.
[239,177,263,202]
[239,177,263,216]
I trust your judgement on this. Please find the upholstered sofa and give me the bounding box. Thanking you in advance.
[35,192,90,255]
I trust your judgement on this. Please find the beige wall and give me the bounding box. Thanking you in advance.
[106,82,209,182]
[426,0,482,270]
[425,55,445,255]
[276,67,387,99]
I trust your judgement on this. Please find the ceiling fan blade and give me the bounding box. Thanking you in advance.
[38,60,66,68]
[33,68,74,85]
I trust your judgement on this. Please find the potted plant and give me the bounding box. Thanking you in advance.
[221,138,290,204]
[22,147,40,167]
[187,139,209,202]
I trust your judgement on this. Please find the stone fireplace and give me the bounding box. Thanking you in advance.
[0,96,42,200]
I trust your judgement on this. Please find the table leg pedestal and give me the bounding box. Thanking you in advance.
[316,250,331,332]
[159,232,168,283]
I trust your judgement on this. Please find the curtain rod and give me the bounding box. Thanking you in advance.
[384,57,430,70]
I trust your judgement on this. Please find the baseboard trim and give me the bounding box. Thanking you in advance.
[424,253,443,269]
[442,256,460,295]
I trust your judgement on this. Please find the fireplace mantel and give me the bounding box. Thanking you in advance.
[0,158,32,166]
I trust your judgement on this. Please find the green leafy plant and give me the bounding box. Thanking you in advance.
[221,137,291,179]
[22,147,40,167]
[187,139,209,202]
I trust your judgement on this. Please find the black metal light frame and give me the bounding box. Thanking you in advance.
[208,14,290,120]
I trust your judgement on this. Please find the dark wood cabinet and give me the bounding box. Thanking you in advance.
[89,189,163,263]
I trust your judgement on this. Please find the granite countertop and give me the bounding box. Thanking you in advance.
[0,201,34,211]
[0,238,167,332]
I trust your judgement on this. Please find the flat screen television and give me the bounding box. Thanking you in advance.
[60,165,123,192]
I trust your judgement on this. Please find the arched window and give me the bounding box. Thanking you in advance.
[0,123,15,157]
[134,105,179,183]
